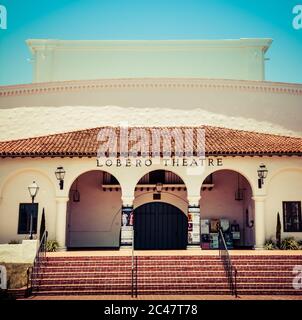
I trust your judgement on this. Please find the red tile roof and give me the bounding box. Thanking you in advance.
[0,126,302,157]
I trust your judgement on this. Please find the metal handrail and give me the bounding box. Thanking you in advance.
[218,226,238,297]
[131,225,138,298]
[30,230,48,294]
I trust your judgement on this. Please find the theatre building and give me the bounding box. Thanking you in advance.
[0,38,302,252]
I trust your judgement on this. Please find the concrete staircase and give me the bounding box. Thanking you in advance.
[31,254,302,296]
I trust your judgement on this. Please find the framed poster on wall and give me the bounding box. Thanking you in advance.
[201,219,210,234]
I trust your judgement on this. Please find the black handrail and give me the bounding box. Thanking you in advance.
[131,255,138,298]
[30,230,48,295]
[131,228,138,298]
[218,226,238,297]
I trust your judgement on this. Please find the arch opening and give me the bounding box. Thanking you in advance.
[134,202,188,250]
[67,170,122,249]
[200,169,255,249]
[133,170,188,250]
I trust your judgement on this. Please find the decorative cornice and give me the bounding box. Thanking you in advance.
[1,152,301,159]
[26,38,273,53]
[0,78,302,98]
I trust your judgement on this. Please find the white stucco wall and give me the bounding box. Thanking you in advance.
[0,240,38,263]
[200,170,254,246]
[67,170,122,248]
[26,39,271,82]
[265,169,302,241]
[0,79,302,141]
[134,189,188,215]
[0,169,56,243]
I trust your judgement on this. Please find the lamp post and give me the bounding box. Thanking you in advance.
[28,181,39,240]
[257,163,268,189]
[55,166,65,190]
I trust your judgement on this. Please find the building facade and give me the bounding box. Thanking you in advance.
[0,39,302,251]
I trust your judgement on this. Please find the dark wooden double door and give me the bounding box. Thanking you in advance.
[134,202,188,250]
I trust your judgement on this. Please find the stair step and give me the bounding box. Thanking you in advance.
[46,255,302,260]
[32,289,302,296]
[34,277,295,286]
[29,254,302,297]
[34,282,297,290]
[33,270,295,275]
[44,261,300,267]
[38,265,298,272]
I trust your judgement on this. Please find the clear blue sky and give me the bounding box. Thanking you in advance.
[0,0,301,85]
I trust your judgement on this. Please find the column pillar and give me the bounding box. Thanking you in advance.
[187,196,201,249]
[252,195,266,249]
[55,196,69,251]
[120,196,134,248]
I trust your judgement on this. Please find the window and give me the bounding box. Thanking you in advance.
[103,172,119,185]
[137,171,184,185]
[18,203,38,234]
[283,201,302,232]
[149,170,165,184]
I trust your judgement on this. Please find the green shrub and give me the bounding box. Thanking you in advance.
[280,237,301,250]
[46,240,59,252]
[264,239,277,250]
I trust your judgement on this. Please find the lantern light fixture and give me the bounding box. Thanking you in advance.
[156,182,163,193]
[27,181,39,240]
[55,166,65,190]
[28,181,39,200]
[257,163,268,188]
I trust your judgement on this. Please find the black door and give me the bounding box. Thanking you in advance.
[134,202,188,250]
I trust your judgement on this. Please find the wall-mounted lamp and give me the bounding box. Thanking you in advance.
[156,182,163,193]
[55,166,65,190]
[257,163,268,189]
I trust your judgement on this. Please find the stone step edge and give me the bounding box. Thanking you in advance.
[33,272,295,276]
[45,258,302,262]
[32,289,302,295]
[34,276,295,280]
[35,282,297,288]
[46,256,302,258]
[43,264,302,267]
[34,270,297,274]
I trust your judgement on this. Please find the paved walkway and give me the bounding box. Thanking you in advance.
[48,249,302,257]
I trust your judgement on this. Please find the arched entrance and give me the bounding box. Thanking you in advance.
[200,169,254,249]
[132,169,189,250]
[134,202,188,250]
[67,170,122,249]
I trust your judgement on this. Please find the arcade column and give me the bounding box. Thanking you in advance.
[120,196,134,248]
[55,196,69,251]
[252,195,267,249]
